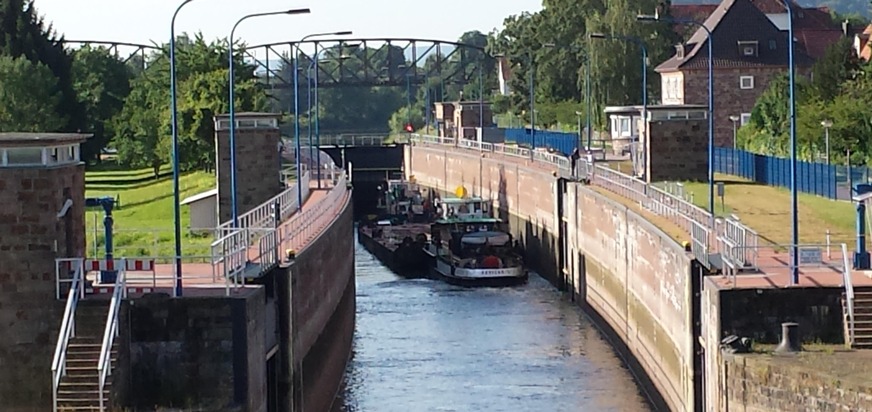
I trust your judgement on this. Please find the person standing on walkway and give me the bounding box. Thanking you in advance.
[569,147,581,179]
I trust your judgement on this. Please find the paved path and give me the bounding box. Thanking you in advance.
[83,180,349,298]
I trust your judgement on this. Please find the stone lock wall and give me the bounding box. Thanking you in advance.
[565,183,696,412]
[215,126,283,224]
[0,164,85,410]
[117,290,268,412]
[407,144,697,411]
[281,192,355,412]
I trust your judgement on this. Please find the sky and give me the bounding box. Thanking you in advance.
[33,0,543,50]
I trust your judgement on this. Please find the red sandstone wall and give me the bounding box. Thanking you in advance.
[0,164,85,410]
[567,183,695,411]
[288,192,355,412]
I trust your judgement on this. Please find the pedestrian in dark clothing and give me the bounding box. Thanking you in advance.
[569,147,581,179]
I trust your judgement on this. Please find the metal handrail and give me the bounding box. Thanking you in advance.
[215,169,310,236]
[97,262,127,411]
[409,133,765,257]
[841,243,856,346]
[51,258,84,412]
[280,174,349,254]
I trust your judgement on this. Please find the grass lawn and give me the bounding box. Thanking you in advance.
[84,165,215,260]
[672,174,856,247]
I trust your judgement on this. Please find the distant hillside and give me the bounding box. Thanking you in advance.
[672,0,870,18]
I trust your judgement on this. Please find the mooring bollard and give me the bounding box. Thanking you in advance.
[774,322,802,353]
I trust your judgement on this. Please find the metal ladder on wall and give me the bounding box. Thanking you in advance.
[52,259,126,411]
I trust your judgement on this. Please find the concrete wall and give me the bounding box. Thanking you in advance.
[565,182,696,412]
[278,193,355,412]
[117,290,267,412]
[0,164,85,411]
[215,126,283,224]
[717,353,872,412]
[407,144,697,411]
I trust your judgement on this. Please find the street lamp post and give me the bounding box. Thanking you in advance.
[729,115,740,150]
[314,34,353,189]
[229,9,310,228]
[575,111,583,145]
[639,13,714,223]
[590,33,647,175]
[170,0,196,297]
[785,1,799,285]
[292,31,351,208]
[822,120,833,164]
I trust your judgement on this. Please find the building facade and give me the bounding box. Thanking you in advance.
[657,0,815,147]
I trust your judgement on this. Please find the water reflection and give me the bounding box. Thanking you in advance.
[333,242,651,412]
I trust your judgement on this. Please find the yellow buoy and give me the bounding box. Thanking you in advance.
[454,186,468,198]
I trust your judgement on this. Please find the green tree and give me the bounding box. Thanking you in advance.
[389,105,425,134]
[71,45,133,163]
[0,0,85,132]
[0,55,67,131]
[811,37,860,101]
[112,33,265,174]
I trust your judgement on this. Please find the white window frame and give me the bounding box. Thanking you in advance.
[740,113,752,126]
[740,76,755,90]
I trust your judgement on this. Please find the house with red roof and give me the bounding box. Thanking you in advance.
[671,0,853,60]
[657,0,815,147]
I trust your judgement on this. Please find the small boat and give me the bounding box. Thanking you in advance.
[424,195,527,287]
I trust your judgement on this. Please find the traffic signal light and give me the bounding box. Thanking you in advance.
[404,123,414,133]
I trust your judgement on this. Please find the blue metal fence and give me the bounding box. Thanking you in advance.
[712,147,871,200]
[504,128,579,156]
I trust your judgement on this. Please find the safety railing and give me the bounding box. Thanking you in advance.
[723,243,849,288]
[691,220,710,265]
[52,258,85,412]
[717,216,760,269]
[97,262,127,412]
[215,169,310,238]
[409,134,766,263]
[533,150,571,170]
[279,174,349,254]
[318,134,390,147]
[252,227,280,275]
[841,243,856,347]
[211,228,248,290]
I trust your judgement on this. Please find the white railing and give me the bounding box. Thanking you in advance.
[52,258,85,412]
[211,229,248,290]
[318,134,389,147]
[279,174,349,254]
[215,169,311,238]
[842,243,856,347]
[723,243,848,288]
[97,262,127,412]
[409,133,762,262]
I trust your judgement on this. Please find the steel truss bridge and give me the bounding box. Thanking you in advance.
[62,38,495,89]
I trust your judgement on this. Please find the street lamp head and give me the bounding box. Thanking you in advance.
[729,115,740,122]
[589,33,608,39]
[821,119,833,128]
[543,43,556,48]
[575,111,583,115]
[333,30,353,36]
[636,13,659,22]
[285,8,311,15]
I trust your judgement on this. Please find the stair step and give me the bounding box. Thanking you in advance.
[57,389,110,400]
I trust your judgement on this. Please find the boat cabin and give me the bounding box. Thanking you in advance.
[435,196,488,220]
[379,179,427,222]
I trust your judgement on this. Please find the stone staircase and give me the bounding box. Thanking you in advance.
[57,302,118,411]
[845,287,872,349]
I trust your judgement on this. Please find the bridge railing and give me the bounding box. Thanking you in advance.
[279,174,349,254]
[318,134,389,147]
[409,134,761,263]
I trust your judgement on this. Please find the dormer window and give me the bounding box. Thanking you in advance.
[738,41,759,57]
[675,44,685,59]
